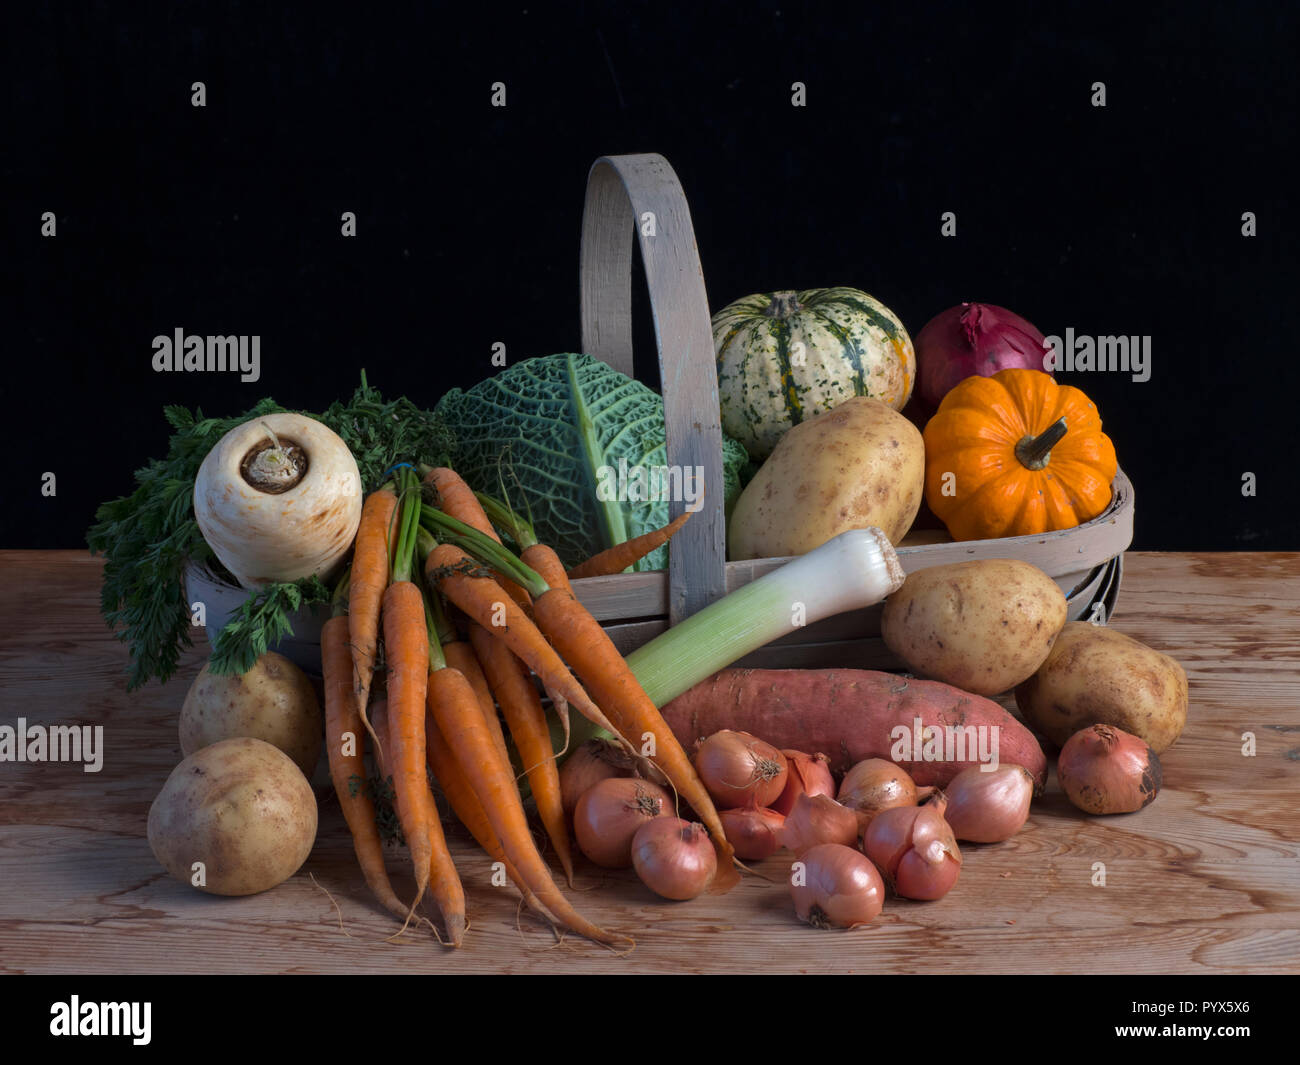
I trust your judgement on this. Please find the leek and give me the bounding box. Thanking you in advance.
[423,495,904,728]
[624,528,905,707]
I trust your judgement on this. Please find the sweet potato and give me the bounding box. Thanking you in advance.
[661,668,1047,789]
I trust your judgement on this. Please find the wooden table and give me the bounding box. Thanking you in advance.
[1,550,1297,974]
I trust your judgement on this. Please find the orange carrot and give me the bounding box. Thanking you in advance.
[388,463,468,940]
[424,467,532,608]
[424,543,626,746]
[424,705,547,920]
[350,486,399,741]
[524,543,739,890]
[443,639,512,767]
[423,798,467,947]
[469,622,575,887]
[374,689,464,946]
[382,580,435,917]
[322,615,410,926]
[423,467,499,540]
[566,511,692,580]
[422,556,516,768]
[426,664,631,948]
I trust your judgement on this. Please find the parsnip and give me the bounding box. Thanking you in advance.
[192,413,362,588]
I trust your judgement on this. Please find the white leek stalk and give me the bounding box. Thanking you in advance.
[626,527,905,707]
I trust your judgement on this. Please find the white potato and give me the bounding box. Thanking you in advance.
[729,397,924,559]
[881,559,1067,695]
[180,652,321,779]
[148,737,318,896]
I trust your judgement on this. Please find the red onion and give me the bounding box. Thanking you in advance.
[771,749,835,816]
[916,303,1051,407]
[1058,725,1162,814]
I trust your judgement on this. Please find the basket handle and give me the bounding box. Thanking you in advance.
[580,153,726,624]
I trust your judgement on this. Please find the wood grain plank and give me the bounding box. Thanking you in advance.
[0,550,1297,974]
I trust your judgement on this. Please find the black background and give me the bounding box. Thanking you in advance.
[0,973,1283,1046]
[4,1,1296,550]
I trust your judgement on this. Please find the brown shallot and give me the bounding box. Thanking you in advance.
[780,793,860,856]
[632,818,717,901]
[944,765,1036,842]
[772,749,835,816]
[790,844,886,929]
[838,758,921,828]
[719,806,786,860]
[693,730,788,809]
[573,777,673,868]
[558,738,638,818]
[862,794,962,900]
[1057,725,1162,814]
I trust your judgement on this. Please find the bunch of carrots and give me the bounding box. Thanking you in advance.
[322,464,734,950]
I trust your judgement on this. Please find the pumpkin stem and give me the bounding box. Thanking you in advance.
[764,291,803,318]
[1015,417,1068,471]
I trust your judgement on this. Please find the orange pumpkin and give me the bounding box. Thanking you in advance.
[922,368,1117,540]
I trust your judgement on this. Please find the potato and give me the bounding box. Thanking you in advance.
[1014,622,1188,753]
[180,652,321,778]
[728,397,924,560]
[881,559,1067,696]
[148,737,318,896]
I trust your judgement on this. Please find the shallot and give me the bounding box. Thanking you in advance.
[558,738,638,818]
[693,730,788,809]
[790,844,885,929]
[780,793,860,856]
[1057,725,1162,814]
[719,806,786,860]
[838,758,921,828]
[863,795,962,900]
[944,765,1036,842]
[771,749,835,816]
[573,777,673,868]
[632,818,717,900]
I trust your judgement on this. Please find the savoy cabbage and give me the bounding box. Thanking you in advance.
[435,353,748,571]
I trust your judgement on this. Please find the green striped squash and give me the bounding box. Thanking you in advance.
[713,287,916,460]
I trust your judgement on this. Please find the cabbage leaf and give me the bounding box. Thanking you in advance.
[436,353,747,570]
